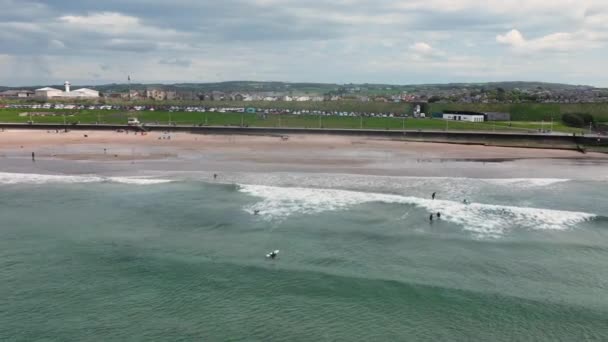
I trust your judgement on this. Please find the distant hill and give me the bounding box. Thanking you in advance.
[1,81,602,95]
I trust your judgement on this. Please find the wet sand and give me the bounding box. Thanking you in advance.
[1,129,607,179]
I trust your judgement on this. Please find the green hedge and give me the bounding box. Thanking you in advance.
[562,113,595,128]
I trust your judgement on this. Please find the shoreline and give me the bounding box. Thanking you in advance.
[1,129,607,181]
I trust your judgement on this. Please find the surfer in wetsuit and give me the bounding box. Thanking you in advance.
[269,251,277,259]
[254,210,260,215]
[213,173,217,180]
[429,213,434,222]
[437,212,441,219]
[432,192,436,200]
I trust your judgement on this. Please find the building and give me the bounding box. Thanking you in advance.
[210,91,225,101]
[146,88,166,101]
[165,91,177,101]
[483,112,511,121]
[35,81,99,99]
[443,111,485,122]
[35,87,63,98]
[443,110,510,122]
[0,90,35,98]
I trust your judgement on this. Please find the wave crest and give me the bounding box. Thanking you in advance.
[0,172,172,185]
[239,184,595,237]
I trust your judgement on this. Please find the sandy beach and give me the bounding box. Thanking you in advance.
[1,129,607,179]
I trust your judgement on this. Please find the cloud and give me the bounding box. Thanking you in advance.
[49,39,65,49]
[159,58,192,67]
[410,42,434,54]
[497,29,526,47]
[408,42,445,61]
[0,0,608,86]
[497,29,602,53]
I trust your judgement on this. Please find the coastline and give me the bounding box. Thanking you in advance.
[1,129,607,180]
[1,123,607,153]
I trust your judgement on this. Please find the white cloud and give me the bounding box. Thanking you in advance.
[1,0,608,86]
[408,42,445,61]
[410,42,434,54]
[57,12,184,39]
[497,29,602,53]
[497,29,526,47]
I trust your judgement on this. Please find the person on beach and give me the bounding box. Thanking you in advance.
[31,152,35,162]
[432,192,436,200]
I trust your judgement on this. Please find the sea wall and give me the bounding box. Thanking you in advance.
[1,123,606,152]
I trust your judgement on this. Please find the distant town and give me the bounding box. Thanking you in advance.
[1,81,608,104]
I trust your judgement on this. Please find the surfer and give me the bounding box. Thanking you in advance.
[254,210,260,215]
[432,192,436,200]
[463,199,470,205]
[436,212,441,219]
[429,213,434,222]
[213,173,218,180]
[267,250,279,259]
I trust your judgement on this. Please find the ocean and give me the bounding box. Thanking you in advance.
[1,172,607,341]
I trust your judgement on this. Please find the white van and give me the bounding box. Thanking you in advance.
[127,117,140,126]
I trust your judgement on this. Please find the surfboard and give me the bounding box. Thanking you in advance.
[266,250,280,258]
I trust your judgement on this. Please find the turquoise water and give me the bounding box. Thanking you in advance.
[1,173,607,341]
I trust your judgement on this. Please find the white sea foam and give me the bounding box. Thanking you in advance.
[107,177,173,185]
[239,184,595,237]
[483,178,570,187]
[0,172,172,185]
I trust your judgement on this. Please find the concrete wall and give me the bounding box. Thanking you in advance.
[1,123,606,152]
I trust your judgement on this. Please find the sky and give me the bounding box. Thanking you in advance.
[1,0,608,87]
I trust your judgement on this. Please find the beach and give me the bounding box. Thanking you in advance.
[1,129,606,179]
[2,129,608,341]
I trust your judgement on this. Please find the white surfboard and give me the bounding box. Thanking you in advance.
[266,250,280,258]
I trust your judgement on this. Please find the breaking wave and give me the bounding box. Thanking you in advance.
[239,184,595,237]
[0,172,173,185]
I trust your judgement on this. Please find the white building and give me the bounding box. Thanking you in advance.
[443,113,485,122]
[35,81,99,99]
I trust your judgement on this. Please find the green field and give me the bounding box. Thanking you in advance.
[429,103,608,122]
[4,99,607,122]
[0,108,588,133]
